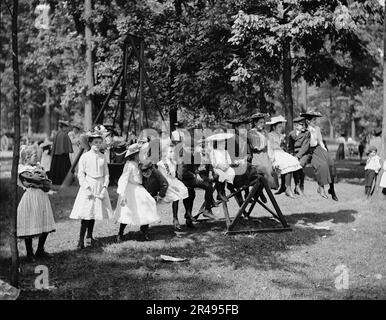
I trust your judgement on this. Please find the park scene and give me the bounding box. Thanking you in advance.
[0,0,386,300]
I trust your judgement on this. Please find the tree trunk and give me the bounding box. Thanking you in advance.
[84,0,93,130]
[381,4,386,165]
[282,37,294,133]
[44,88,51,135]
[139,40,145,131]
[259,85,267,113]
[10,0,20,288]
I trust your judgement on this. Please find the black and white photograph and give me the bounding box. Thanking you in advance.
[0,0,386,305]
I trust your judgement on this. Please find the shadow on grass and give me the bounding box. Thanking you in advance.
[285,209,358,225]
[0,213,336,300]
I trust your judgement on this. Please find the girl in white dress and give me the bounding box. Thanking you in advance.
[157,145,189,230]
[208,133,236,200]
[69,131,113,249]
[267,115,302,198]
[17,146,55,261]
[114,143,160,241]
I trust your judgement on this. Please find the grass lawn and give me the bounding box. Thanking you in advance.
[0,159,385,300]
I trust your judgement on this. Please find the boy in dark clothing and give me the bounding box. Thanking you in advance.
[177,146,217,227]
[140,160,169,201]
[287,116,311,195]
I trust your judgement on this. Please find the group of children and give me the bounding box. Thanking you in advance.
[15,111,385,261]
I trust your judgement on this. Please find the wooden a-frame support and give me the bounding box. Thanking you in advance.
[194,175,292,234]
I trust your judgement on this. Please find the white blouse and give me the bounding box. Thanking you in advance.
[309,125,327,150]
[78,150,109,188]
[365,155,382,173]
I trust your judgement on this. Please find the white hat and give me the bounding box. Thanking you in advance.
[266,115,287,125]
[125,142,149,158]
[206,132,234,142]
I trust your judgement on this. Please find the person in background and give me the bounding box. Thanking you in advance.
[364,146,382,198]
[39,137,53,176]
[379,158,386,195]
[0,130,9,152]
[69,129,113,249]
[287,116,311,196]
[68,124,82,167]
[358,132,366,162]
[335,133,346,161]
[114,143,160,242]
[50,120,73,185]
[301,111,338,201]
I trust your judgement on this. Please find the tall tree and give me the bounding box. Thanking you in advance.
[10,0,20,287]
[382,1,386,163]
[84,0,93,130]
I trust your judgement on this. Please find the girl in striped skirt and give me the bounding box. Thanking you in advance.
[17,156,56,261]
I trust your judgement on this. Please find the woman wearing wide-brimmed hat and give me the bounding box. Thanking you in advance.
[114,142,160,241]
[300,111,338,201]
[69,129,113,249]
[266,115,302,198]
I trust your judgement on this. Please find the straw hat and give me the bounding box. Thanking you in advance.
[58,120,70,127]
[251,113,269,120]
[125,142,149,158]
[206,132,234,142]
[266,115,287,125]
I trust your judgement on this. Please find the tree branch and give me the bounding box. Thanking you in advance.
[4,0,13,17]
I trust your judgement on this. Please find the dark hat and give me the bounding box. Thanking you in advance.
[226,117,249,125]
[367,145,377,154]
[374,128,382,136]
[140,159,154,171]
[251,113,269,120]
[300,111,322,119]
[293,116,306,123]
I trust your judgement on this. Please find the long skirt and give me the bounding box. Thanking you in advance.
[310,145,335,186]
[161,177,189,203]
[50,153,71,185]
[17,188,55,238]
[251,152,277,188]
[69,176,113,220]
[336,143,345,160]
[114,182,160,226]
[272,150,302,174]
[380,171,386,188]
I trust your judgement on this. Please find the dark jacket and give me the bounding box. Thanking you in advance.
[287,130,311,165]
[142,168,169,198]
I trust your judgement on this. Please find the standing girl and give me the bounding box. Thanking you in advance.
[157,145,189,230]
[301,111,338,201]
[267,115,302,198]
[17,146,55,261]
[69,130,113,249]
[114,143,160,241]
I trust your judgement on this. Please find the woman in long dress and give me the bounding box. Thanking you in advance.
[267,115,302,198]
[157,145,189,230]
[247,113,276,189]
[114,143,160,241]
[69,130,113,248]
[301,111,338,201]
